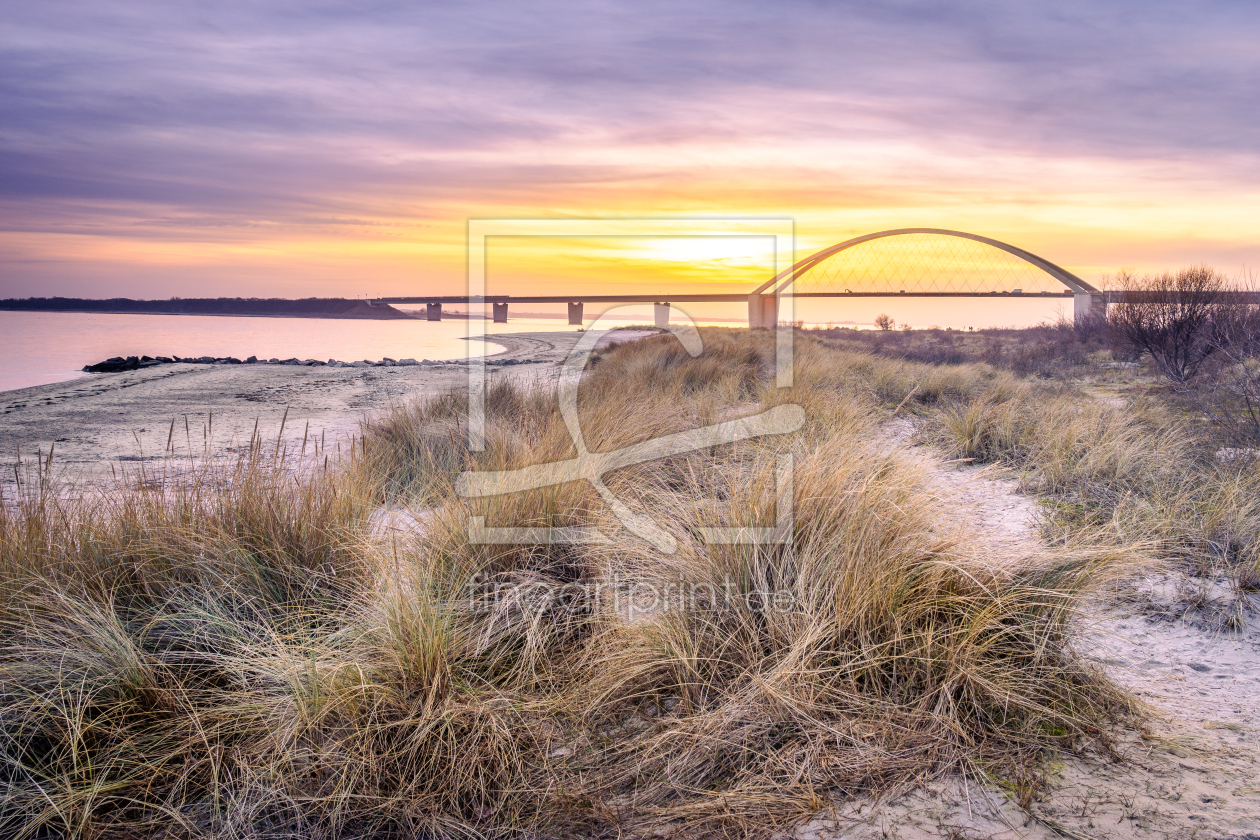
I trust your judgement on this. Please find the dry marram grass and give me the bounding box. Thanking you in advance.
[0,330,1137,838]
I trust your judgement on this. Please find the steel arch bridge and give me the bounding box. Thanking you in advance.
[371,228,1104,327]
[746,228,1099,327]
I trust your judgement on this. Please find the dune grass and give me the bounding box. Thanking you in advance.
[0,329,1134,838]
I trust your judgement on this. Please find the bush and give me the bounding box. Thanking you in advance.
[1190,302,1260,445]
[1107,266,1233,384]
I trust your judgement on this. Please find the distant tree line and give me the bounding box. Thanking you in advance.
[0,297,410,320]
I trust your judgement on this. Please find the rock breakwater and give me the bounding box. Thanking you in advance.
[82,355,527,373]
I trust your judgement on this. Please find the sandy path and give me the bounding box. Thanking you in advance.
[0,331,634,491]
[805,422,1260,839]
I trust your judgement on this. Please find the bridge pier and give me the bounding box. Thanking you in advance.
[567,301,584,325]
[747,294,778,328]
[1074,292,1105,326]
[492,302,508,323]
[654,302,670,328]
[426,302,442,321]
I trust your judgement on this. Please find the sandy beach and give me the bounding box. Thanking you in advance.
[0,331,620,489]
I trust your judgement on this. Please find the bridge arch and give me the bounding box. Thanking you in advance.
[747,228,1099,327]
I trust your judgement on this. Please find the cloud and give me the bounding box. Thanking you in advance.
[2,0,1259,295]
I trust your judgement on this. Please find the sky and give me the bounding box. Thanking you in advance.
[2,0,1259,316]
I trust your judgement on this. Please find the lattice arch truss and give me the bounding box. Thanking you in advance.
[752,229,1098,296]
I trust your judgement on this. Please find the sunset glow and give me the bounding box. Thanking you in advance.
[3,1,1259,321]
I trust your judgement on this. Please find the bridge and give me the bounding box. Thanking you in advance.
[371,229,1106,327]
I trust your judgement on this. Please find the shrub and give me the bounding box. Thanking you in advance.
[1188,301,1260,445]
[1107,266,1233,384]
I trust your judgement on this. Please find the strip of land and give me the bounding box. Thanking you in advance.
[0,296,412,319]
[0,331,621,488]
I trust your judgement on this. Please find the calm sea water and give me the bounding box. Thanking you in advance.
[0,296,1068,394]
[0,311,529,394]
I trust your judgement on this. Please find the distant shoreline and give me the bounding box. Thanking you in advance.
[6,310,413,321]
[0,297,413,320]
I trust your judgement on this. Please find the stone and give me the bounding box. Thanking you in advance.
[195,356,215,364]
[267,358,280,364]
[349,360,370,368]
[399,358,418,365]
[245,356,258,364]
[155,357,173,363]
[83,356,128,373]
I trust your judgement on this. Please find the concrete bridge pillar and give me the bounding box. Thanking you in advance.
[426,302,442,321]
[1074,292,1105,326]
[747,294,778,328]
[567,301,584,326]
[492,302,508,323]
[654,302,670,328]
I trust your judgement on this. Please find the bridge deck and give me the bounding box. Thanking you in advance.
[368,290,1257,328]
[371,291,1078,305]
[373,291,1260,304]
